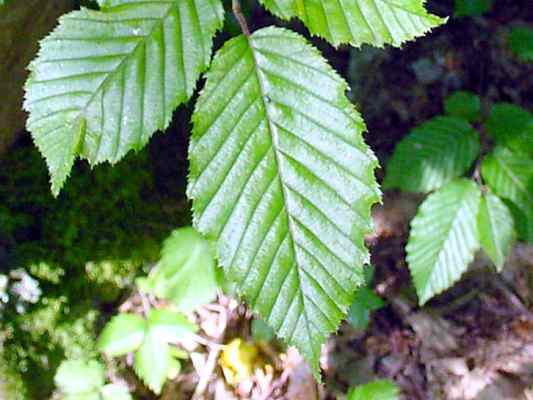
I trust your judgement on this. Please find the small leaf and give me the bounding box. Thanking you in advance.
[407,179,481,304]
[481,146,533,242]
[384,117,480,193]
[444,91,481,122]
[259,0,446,48]
[100,384,132,400]
[509,26,533,62]
[54,359,105,395]
[347,287,385,330]
[454,0,492,17]
[97,313,146,357]
[477,191,515,271]
[485,103,533,157]
[188,27,380,377]
[145,227,219,311]
[347,379,399,400]
[147,308,197,344]
[134,332,171,395]
[24,0,224,195]
[251,317,275,342]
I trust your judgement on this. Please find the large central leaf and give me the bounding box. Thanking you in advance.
[24,0,224,195]
[187,27,380,375]
[259,0,446,47]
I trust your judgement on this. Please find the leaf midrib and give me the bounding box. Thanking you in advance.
[246,33,317,362]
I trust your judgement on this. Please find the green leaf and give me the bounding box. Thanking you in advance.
[101,384,132,400]
[54,359,105,395]
[187,27,380,377]
[258,0,446,48]
[444,91,481,122]
[251,317,275,342]
[384,117,480,193]
[346,379,399,400]
[454,0,492,17]
[144,227,219,311]
[509,26,533,62]
[407,179,481,304]
[485,103,533,157]
[481,146,533,242]
[97,313,146,357]
[477,191,514,271]
[146,308,197,343]
[24,0,224,195]
[347,287,385,330]
[134,332,170,395]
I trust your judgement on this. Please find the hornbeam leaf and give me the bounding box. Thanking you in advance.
[407,179,481,304]
[384,116,480,193]
[481,146,533,242]
[258,0,446,48]
[477,191,514,271]
[187,26,380,377]
[24,0,224,195]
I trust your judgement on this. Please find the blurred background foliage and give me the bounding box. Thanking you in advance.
[0,135,190,398]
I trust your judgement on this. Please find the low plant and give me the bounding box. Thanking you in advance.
[385,92,533,304]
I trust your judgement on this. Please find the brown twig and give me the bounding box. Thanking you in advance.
[232,0,250,36]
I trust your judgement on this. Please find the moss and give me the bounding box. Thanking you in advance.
[0,139,189,399]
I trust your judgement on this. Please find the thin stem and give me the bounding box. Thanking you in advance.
[232,0,251,36]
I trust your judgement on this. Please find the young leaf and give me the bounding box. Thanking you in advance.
[481,146,533,242]
[477,191,514,271]
[444,91,481,122]
[485,103,533,157]
[407,179,481,304]
[188,26,380,377]
[347,379,399,400]
[97,313,146,357]
[146,308,197,344]
[100,384,132,400]
[134,332,170,395]
[143,227,219,312]
[54,359,105,395]
[258,0,446,48]
[24,0,224,195]
[508,26,533,62]
[384,117,480,193]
